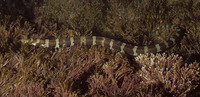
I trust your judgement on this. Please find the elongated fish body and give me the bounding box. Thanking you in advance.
[21,25,182,56]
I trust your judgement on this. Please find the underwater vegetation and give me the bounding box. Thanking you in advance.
[0,0,200,96]
[136,54,199,97]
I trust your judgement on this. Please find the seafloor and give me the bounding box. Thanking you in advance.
[0,0,199,97]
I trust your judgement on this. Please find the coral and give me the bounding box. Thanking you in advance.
[104,0,178,45]
[167,0,200,56]
[135,53,200,97]
[0,16,34,55]
[87,73,141,96]
[47,79,78,97]
[132,83,166,97]
[87,53,140,96]
[31,19,58,38]
[24,0,200,61]
[181,22,200,55]
[34,0,103,35]
[0,0,200,96]
[63,46,104,82]
[14,83,45,97]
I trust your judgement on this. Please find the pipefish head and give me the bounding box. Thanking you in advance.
[20,38,33,43]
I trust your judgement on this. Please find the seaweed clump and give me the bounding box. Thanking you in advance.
[87,53,140,96]
[135,53,200,97]
[34,0,104,36]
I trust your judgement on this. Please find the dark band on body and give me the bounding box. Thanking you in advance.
[20,25,182,56]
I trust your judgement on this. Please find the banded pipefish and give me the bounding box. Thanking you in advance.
[20,25,182,56]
